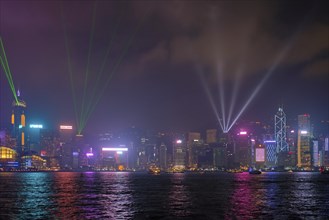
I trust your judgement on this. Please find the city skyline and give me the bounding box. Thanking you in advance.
[0,0,328,134]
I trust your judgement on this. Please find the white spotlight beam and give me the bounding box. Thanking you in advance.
[227,44,292,132]
[226,67,243,132]
[217,65,227,132]
[198,66,224,132]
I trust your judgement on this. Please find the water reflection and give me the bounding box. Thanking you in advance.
[168,173,191,217]
[290,172,321,218]
[98,172,134,219]
[13,173,55,219]
[53,172,134,219]
[1,172,328,219]
[225,173,264,219]
[52,172,82,218]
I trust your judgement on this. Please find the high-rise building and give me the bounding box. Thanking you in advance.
[40,129,60,169]
[159,143,167,170]
[173,139,186,170]
[264,140,276,168]
[29,124,43,153]
[187,132,201,168]
[312,140,319,167]
[274,107,289,166]
[297,114,312,168]
[59,125,74,169]
[11,90,27,167]
[206,129,217,144]
[323,137,329,166]
[234,130,251,168]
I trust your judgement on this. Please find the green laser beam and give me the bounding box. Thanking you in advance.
[82,10,149,131]
[0,37,18,103]
[82,6,124,125]
[0,38,16,90]
[0,55,17,96]
[60,4,80,131]
[80,0,98,133]
[61,3,149,134]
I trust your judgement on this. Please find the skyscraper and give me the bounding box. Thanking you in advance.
[206,129,217,144]
[265,140,276,168]
[187,132,200,168]
[159,143,167,170]
[11,90,27,167]
[274,107,288,166]
[297,114,312,168]
[173,139,186,170]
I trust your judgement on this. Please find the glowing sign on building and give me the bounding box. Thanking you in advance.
[239,131,247,135]
[30,124,43,129]
[86,153,94,157]
[176,140,182,144]
[256,148,265,162]
[102,147,128,152]
[264,140,276,143]
[300,130,308,135]
[60,125,73,130]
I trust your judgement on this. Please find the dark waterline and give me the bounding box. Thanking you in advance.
[0,172,328,219]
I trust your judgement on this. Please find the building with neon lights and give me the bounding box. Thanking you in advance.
[297,114,312,168]
[159,143,167,170]
[40,129,60,170]
[100,147,128,170]
[187,132,201,168]
[234,131,252,168]
[274,107,289,166]
[0,146,18,170]
[173,139,186,170]
[264,140,276,167]
[11,90,28,167]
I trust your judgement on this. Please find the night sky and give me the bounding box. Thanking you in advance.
[0,0,328,134]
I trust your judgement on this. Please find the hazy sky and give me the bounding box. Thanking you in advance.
[0,0,328,134]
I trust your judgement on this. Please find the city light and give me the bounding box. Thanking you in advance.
[102,147,128,152]
[30,124,43,129]
[256,148,265,162]
[264,140,276,143]
[86,153,94,157]
[239,131,247,135]
[301,130,308,134]
[176,140,182,144]
[60,125,73,130]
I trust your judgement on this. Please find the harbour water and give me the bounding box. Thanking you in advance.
[0,172,328,219]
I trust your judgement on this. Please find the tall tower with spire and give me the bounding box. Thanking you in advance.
[11,89,27,166]
[274,107,288,166]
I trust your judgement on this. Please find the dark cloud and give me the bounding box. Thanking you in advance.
[0,0,328,133]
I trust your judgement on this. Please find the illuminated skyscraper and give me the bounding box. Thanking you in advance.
[173,139,186,170]
[264,140,276,167]
[274,107,288,166]
[187,132,200,168]
[11,90,27,166]
[235,131,251,168]
[297,114,312,168]
[159,143,167,170]
[206,129,217,144]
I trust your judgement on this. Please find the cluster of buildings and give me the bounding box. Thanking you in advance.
[0,93,328,172]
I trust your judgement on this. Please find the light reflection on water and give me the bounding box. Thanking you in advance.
[0,172,328,219]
